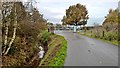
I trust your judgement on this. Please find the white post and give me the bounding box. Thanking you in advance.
[73,25,77,33]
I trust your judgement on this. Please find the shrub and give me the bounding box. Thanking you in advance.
[40,31,51,45]
[104,31,118,41]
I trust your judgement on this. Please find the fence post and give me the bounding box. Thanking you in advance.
[102,31,104,37]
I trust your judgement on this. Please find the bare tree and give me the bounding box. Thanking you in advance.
[2,2,12,54]
[4,2,17,55]
[2,2,17,55]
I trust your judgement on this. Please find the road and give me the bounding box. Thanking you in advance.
[55,30,118,66]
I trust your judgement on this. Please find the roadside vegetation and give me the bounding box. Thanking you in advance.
[78,9,119,46]
[2,2,48,66]
[39,34,67,66]
[1,2,67,67]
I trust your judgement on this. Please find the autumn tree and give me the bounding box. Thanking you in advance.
[102,8,119,41]
[103,9,119,31]
[62,3,89,32]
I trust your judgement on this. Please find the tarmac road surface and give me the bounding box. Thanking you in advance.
[55,30,118,66]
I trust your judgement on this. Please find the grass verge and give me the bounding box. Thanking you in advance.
[39,34,67,66]
[78,32,119,47]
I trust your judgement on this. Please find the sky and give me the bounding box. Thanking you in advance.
[23,0,119,26]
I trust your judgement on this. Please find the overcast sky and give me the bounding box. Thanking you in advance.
[26,0,119,26]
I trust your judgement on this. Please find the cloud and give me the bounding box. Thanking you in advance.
[37,6,64,24]
[35,0,119,25]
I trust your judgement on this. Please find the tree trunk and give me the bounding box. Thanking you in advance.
[4,3,17,55]
[2,3,11,54]
[2,21,9,54]
[83,25,86,32]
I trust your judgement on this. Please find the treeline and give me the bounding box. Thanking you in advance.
[2,2,49,66]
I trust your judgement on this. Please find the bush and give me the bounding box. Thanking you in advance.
[40,31,51,44]
[104,31,118,41]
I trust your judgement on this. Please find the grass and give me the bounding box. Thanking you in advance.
[39,34,67,66]
[78,31,119,47]
[48,36,67,66]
